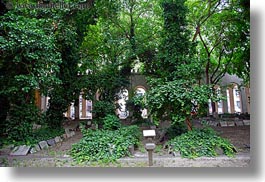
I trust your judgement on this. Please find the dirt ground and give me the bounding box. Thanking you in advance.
[0,121,250,167]
[211,125,250,154]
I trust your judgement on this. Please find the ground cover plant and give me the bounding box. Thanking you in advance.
[71,125,141,163]
[167,127,237,159]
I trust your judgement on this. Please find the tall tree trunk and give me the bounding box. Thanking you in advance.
[74,98,79,120]
[185,117,192,131]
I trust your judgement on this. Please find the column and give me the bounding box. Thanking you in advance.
[228,88,235,113]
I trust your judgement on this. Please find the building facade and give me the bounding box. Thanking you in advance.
[35,73,250,120]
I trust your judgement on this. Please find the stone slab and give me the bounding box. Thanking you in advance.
[235,121,244,126]
[227,122,235,126]
[87,120,92,125]
[172,151,181,157]
[54,136,62,143]
[128,145,135,155]
[10,145,30,156]
[220,121,228,127]
[32,123,42,130]
[39,141,49,150]
[34,144,41,152]
[71,131,75,137]
[65,128,71,135]
[29,147,37,154]
[62,134,68,139]
[243,120,250,126]
[47,139,56,146]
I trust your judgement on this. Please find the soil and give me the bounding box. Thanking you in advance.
[0,120,250,167]
[210,125,250,154]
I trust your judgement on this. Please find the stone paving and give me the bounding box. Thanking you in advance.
[0,151,250,167]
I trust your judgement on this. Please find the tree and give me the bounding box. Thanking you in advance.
[0,11,62,136]
[43,4,98,127]
[146,0,215,130]
[0,1,97,131]
[186,0,250,113]
[79,0,163,113]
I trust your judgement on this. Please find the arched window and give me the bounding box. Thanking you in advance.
[135,87,148,118]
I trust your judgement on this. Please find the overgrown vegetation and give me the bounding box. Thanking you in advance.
[0,0,249,157]
[167,127,237,159]
[102,114,121,130]
[3,104,45,142]
[71,125,141,163]
[1,126,64,147]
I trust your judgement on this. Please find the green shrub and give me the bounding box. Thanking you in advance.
[92,101,116,127]
[71,125,141,163]
[167,127,236,159]
[103,114,121,130]
[4,104,45,142]
[32,127,64,143]
[166,122,188,140]
[2,126,64,147]
[93,101,115,118]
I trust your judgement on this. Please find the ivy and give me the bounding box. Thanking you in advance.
[102,114,121,130]
[146,79,216,126]
[167,127,237,159]
[71,125,141,163]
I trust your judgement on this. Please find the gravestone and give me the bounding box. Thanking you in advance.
[87,120,92,126]
[10,145,30,156]
[243,120,250,125]
[47,139,56,146]
[34,144,41,152]
[65,128,72,138]
[128,145,135,155]
[39,141,49,150]
[227,121,235,126]
[70,131,75,137]
[235,120,244,126]
[220,121,228,127]
[29,147,37,154]
[54,136,62,143]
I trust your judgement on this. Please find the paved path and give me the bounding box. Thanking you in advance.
[0,153,250,167]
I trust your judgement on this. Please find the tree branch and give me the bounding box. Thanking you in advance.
[212,50,234,84]
[210,48,224,82]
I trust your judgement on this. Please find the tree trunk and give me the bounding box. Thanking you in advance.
[211,101,216,114]
[74,98,79,120]
[185,117,192,131]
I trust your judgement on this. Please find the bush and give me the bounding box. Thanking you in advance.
[31,127,64,144]
[103,114,121,130]
[71,125,141,163]
[167,127,237,159]
[93,101,116,118]
[92,101,116,127]
[165,122,188,140]
[2,126,64,147]
[4,104,45,142]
